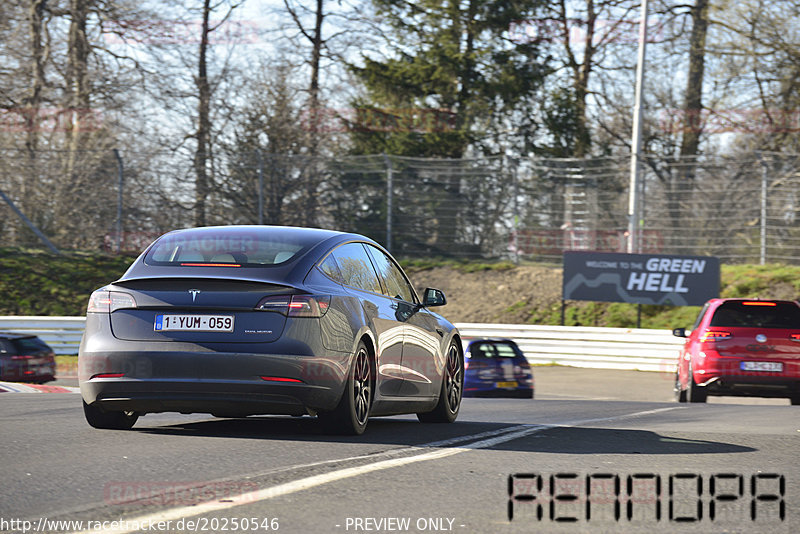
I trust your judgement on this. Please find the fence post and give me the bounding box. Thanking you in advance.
[760,156,767,265]
[113,149,124,253]
[257,149,264,225]
[383,153,393,253]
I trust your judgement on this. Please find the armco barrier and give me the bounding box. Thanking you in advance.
[0,316,86,355]
[0,317,684,373]
[455,323,683,373]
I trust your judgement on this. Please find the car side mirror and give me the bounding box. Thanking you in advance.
[672,327,687,338]
[423,288,447,307]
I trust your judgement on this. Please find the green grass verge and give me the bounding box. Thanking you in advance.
[0,247,137,316]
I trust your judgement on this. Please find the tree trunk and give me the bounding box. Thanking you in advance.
[303,0,324,226]
[22,0,49,218]
[59,0,92,242]
[675,0,709,239]
[680,0,709,160]
[573,0,595,158]
[194,0,212,227]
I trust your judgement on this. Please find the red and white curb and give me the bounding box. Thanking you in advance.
[0,381,80,393]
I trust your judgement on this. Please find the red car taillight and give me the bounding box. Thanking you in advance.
[790,334,800,342]
[700,331,732,342]
[255,295,331,317]
[87,290,137,313]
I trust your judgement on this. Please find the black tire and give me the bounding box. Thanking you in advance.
[83,400,138,430]
[319,341,372,435]
[674,372,687,403]
[790,396,800,406]
[417,341,463,423]
[686,365,707,403]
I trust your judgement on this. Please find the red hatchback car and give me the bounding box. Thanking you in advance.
[673,299,800,404]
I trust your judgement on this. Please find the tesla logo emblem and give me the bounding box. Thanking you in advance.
[189,289,201,302]
[755,334,767,343]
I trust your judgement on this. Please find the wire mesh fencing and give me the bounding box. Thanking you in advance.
[1,147,800,264]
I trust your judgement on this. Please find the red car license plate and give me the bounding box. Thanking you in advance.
[740,361,783,372]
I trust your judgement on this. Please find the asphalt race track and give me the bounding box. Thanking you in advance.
[1,367,797,534]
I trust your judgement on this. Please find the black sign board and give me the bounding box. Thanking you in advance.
[562,251,720,306]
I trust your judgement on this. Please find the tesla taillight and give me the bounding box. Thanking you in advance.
[256,295,330,317]
[700,331,732,342]
[90,373,125,379]
[87,290,137,313]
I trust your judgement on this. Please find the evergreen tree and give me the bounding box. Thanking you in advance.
[349,0,549,158]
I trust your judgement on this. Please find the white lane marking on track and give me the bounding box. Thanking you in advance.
[69,407,682,534]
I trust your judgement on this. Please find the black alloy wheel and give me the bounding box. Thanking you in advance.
[352,345,372,427]
[320,341,372,435]
[417,341,463,423]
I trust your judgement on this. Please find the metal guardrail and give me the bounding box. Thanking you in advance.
[0,316,86,355]
[0,317,684,373]
[456,323,683,373]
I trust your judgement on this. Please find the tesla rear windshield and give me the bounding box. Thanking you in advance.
[144,228,310,267]
[710,301,800,329]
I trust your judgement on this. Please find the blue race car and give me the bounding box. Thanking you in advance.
[464,339,533,398]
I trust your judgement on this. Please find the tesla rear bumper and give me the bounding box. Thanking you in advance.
[79,348,351,415]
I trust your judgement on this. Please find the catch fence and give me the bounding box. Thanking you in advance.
[2,149,800,263]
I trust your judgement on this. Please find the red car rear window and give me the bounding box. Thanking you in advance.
[709,301,800,329]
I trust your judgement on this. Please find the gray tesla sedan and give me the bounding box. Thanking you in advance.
[79,225,463,434]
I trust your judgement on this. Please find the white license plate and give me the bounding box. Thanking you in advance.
[155,314,234,332]
[740,361,783,372]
